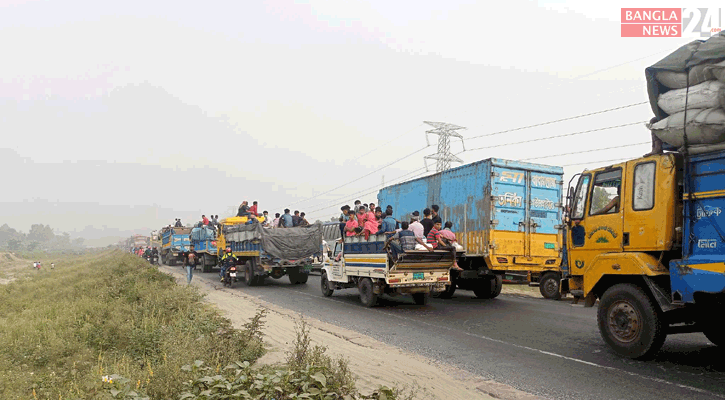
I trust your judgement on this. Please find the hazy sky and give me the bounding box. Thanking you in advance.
[1,0,722,240]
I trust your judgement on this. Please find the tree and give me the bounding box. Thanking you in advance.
[27,224,55,243]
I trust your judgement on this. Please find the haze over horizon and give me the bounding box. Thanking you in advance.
[2,0,721,246]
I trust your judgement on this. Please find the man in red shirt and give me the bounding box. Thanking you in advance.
[427,221,462,270]
[202,215,209,225]
[249,201,259,216]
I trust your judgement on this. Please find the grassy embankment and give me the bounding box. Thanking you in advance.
[0,251,407,399]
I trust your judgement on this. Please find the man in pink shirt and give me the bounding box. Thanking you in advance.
[345,214,359,236]
[408,211,424,239]
[249,201,259,216]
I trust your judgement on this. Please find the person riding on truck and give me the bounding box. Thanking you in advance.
[219,247,237,282]
[384,221,433,259]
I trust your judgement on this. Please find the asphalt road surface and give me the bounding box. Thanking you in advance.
[191,269,725,400]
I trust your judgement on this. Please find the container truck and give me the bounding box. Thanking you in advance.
[378,158,565,299]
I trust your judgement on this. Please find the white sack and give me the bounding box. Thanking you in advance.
[648,108,725,147]
[681,141,725,155]
[658,80,725,115]
[655,64,714,89]
[707,60,725,83]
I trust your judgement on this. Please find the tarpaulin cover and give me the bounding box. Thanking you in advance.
[646,32,725,121]
[191,227,215,241]
[260,223,322,260]
[223,222,322,260]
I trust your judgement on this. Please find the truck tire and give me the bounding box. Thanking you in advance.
[598,283,666,359]
[321,271,334,297]
[412,293,429,305]
[539,272,562,300]
[297,272,309,284]
[202,254,213,273]
[288,268,309,285]
[244,261,257,286]
[358,278,378,307]
[703,327,725,346]
[474,275,503,299]
[432,281,456,299]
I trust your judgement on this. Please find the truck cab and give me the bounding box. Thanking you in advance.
[321,234,453,307]
[562,152,725,358]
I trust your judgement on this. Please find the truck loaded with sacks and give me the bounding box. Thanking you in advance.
[560,33,725,359]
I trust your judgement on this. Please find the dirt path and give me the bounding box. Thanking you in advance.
[0,252,34,285]
[160,265,542,400]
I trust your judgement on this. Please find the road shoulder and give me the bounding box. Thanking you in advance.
[160,265,542,400]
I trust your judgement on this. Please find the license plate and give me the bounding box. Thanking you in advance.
[413,272,424,280]
[230,273,237,278]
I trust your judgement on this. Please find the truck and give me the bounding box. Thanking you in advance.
[561,150,725,358]
[216,220,320,286]
[377,158,565,300]
[160,227,192,266]
[321,234,455,307]
[132,234,150,249]
[190,226,218,272]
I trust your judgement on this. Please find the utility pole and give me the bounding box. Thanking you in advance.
[423,121,466,172]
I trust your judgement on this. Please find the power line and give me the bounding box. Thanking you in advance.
[562,157,635,167]
[463,121,647,153]
[306,169,433,220]
[272,144,430,210]
[350,123,424,162]
[302,166,428,215]
[466,102,647,140]
[519,142,649,161]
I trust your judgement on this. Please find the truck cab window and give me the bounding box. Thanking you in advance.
[633,162,655,211]
[571,175,591,220]
[589,169,622,215]
[333,242,343,258]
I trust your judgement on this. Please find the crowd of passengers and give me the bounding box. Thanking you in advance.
[336,201,463,270]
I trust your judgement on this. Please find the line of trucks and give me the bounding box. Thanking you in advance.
[140,35,725,360]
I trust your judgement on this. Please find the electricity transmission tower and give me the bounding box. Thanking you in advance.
[423,121,466,172]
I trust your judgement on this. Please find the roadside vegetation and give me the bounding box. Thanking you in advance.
[0,251,413,399]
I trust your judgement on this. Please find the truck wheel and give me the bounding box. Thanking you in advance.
[297,272,309,284]
[321,271,334,297]
[412,293,429,305]
[433,282,456,299]
[244,261,257,286]
[539,273,562,300]
[358,278,378,307]
[598,283,666,359]
[474,275,503,299]
[703,327,725,346]
[202,254,212,273]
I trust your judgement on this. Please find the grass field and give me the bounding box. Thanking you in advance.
[0,250,264,399]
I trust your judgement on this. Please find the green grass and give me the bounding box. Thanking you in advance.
[0,250,264,399]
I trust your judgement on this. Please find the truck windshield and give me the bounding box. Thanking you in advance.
[571,175,591,220]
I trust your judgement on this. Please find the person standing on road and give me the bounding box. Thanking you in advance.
[181,245,198,284]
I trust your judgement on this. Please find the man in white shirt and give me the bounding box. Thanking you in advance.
[409,211,425,240]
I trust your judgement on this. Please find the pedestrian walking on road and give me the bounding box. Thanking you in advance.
[181,245,198,284]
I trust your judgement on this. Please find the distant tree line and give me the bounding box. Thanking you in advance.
[0,223,85,251]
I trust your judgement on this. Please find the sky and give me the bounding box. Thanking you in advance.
[1,0,722,244]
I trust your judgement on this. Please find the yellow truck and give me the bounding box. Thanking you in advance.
[561,152,725,358]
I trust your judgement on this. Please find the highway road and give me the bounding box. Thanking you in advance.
[192,269,725,400]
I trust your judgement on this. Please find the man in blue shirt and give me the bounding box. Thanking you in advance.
[377,209,397,237]
[280,209,294,228]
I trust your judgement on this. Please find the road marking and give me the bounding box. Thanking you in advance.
[269,282,725,399]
